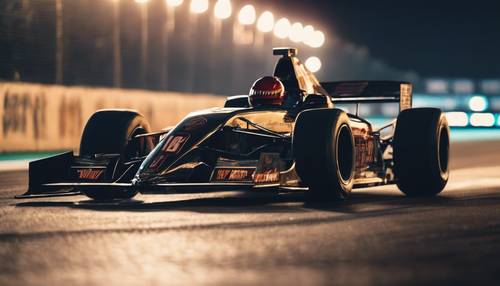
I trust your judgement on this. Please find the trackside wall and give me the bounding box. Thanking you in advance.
[0,82,225,152]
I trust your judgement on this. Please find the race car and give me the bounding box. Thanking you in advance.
[18,48,450,201]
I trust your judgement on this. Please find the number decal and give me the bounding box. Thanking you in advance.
[162,135,189,153]
[149,134,190,170]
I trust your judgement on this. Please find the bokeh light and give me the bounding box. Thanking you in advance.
[238,4,256,25]
[289,22,304,43]
[470,113,495,127]
[214,0,231,19]
[305,56,322,73]
[309,30,325,48]
[302,25,315,46]
[445,112,468,127]
[166,0,183,7]
[468,96,488,112]
[135,0,149,4]
[273,18,291,39]
[190,0,208,14]
[257,11,274,33]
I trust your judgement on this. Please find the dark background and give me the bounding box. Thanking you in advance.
[1,0,499,94]
[261,0,500,79]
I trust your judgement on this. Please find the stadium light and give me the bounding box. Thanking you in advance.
[190,0,208,14]
[238,4,256,25]
[305,56,322,73]
[309,30,325,48]
[257,11,274,32]
[289,22,304,43]
[445,112,468,127]
[468,95,488,112]
[214,0,231,20]
[302,25,315,46]
[166,0,183,6]
[470,113,495,127]
[135,0,149,4]
[273,18,290,39]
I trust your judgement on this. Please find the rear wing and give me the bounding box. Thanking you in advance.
[321,81,412,111]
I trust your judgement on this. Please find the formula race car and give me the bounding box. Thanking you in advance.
[18,48,450,201]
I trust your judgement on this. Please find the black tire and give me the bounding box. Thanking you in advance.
[393,108,450,196]
[293,108,355,200]
[79,109,152,201]
[80,110,151,157]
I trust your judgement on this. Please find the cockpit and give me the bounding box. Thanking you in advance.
[272,48,331,108]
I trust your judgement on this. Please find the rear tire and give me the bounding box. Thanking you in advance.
[293,108,355,200]
[393,108,450,196]
[79,109,152,201]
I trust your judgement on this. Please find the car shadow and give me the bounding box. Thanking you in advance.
[12,189,500,237]
[15,186,500,217]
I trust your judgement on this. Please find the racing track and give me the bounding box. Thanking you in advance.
[1,140,500,285]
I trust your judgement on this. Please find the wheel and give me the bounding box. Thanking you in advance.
[293,108,355,200]
[393,108,450,196]
[79,109,152,201]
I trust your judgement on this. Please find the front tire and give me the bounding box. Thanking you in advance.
[293,108,355,200]
[393,108,450,196]
[79,109,152,201]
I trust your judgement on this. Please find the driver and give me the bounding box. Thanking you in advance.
[248,76,303,108]
[248,76,286,107]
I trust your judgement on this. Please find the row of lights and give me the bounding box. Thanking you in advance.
[444,96,499,127]
[134,0,325,49]
[446,112,500,127]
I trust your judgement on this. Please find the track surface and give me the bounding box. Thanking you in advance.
[1,140,500,285]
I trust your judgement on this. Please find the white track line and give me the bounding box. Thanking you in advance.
[0,160,30,172]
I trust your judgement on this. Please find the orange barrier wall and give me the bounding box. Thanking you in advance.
[0,83,225,152]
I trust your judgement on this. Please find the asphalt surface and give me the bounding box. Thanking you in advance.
[1,140,500,285]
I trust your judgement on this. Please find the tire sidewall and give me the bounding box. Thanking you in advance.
[324,115,355,198]
[394,108,450,196]
[294,108,355,199]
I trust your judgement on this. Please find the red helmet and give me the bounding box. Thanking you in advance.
[249,76,286,106]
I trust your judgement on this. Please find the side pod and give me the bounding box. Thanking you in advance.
[16,151,79,198]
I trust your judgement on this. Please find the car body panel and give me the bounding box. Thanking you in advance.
[18,48,407,199]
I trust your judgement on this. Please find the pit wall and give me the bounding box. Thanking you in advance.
[0,82,225,152]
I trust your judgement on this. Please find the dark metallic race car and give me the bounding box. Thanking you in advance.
[18,48,450,201]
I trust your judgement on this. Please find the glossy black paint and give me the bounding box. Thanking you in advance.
[20,48,416,198]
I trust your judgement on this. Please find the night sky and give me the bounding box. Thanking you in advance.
[2,0,499,90]
[259,0,500,79]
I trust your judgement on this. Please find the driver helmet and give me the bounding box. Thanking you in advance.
[249,76,286,106]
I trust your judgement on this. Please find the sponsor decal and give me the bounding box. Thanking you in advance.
[182,117,207,131]
[212,168,255,182]
[77,168,104,180]
[254,153,282,184]
[253,168,280,184]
